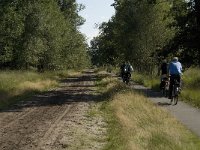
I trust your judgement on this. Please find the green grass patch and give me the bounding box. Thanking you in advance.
[182,68,200,89]
[180,68,200,108]
[181,89,200,108]
[133,72,160,90]
[97,73,200,150]
[101,100,126,150]
[95,73,128,150]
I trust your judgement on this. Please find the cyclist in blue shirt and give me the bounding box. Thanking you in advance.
[168,57,183,99]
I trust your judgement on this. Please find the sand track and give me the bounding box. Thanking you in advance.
[0,71,107,150]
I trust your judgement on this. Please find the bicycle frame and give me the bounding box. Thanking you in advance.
[171,79,180,105]
[122,72,131,84]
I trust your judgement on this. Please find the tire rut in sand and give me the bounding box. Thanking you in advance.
[38,104,78,149]
[0,106,67,150]
[0,71,107,150]
[0,108,36,130]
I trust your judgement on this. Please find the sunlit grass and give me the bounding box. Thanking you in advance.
[180,68,200,107]
[181,89,200,108]
[110,91,200,150]
[182,68,200,89]
[0,70,79,108]
[133,72,160,89]
[0,71,61,93]
[97,75,200,150]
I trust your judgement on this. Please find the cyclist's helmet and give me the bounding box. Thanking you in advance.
[173,57,178,61]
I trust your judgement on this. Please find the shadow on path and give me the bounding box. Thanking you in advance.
[131,83,172,106]
[0,72,101,113]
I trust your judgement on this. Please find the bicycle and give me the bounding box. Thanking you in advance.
[122,72,131,85]
[170,79,180,105]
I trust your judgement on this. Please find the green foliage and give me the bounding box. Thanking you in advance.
[90,0,200,73]
[133,72,160,89]
[161,0,200,67]
[180,68,200,107]
[0,0,90,70]
[181,89,200,108]
[90,0,176,73]
[182,68,200,89]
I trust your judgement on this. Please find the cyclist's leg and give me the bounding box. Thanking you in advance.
[177,75,181,88]
[169,76,174,98]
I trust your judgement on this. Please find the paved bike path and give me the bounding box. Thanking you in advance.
[132,84,200,137]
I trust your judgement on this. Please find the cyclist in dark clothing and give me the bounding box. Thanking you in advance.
[161,60,168,75]
[120,62,126,78]
[159,60,169,90]
[120,61,133,82]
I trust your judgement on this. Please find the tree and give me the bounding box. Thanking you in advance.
[90,0,176,73]
[163,0,200,67]
[0,0,90,70]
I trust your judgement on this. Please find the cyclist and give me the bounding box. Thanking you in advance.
[159,59,169,90]
[120,61,127,78]
[168,57,183,99]
[127,61,134,77]
[120,61,133,81]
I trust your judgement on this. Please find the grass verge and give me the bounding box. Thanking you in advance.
[96,73,200,150]
[0,70,80,109]
[181,68,200,108]
[133,72,160,90]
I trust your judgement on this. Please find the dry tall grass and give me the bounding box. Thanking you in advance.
[98,75,200,150]
[111,92,200,150]
[0,70,79,108]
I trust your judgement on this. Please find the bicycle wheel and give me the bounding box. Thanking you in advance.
[174,85,179,105]
[171,85,175,105]
[165,89,168,97]
[174,95,178,105]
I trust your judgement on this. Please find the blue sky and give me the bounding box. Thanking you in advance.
[77,0,115,44]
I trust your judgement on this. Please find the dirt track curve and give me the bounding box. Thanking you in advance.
[0,70,107,150]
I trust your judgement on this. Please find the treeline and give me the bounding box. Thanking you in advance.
[0,0,90,71]
[90,0,200,73]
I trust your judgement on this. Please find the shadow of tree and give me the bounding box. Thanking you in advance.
[131,83,172,106]
[0,72,102,112]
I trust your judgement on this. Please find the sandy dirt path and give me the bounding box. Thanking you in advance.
[0,70,107,150]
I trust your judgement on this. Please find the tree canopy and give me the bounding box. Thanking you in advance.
[0,0,90,71]
[90,0,200,73]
